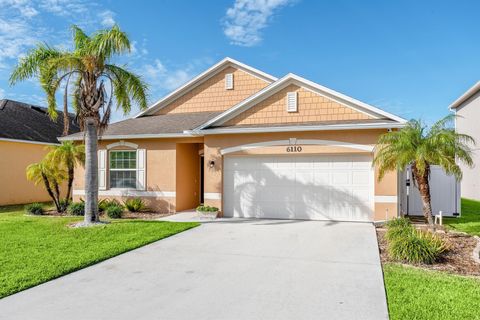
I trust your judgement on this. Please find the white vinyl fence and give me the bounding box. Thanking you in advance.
[399,165,461,217]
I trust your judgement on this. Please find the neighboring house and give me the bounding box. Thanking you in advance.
[63,57,407,222]
[0,99,80,206]
[450,82,480,201]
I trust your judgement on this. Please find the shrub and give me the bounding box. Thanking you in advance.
[123,198,147,212]
[98,199,122,212]
[387,228,448,264]
[106,205,123,219]
[25,203,44,215]
[385,218,414,242]
[196,205,219,212]
[67,202,85,216]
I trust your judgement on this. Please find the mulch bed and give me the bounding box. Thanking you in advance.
[376,226,480,276]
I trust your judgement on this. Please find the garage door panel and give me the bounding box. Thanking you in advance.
[223,154,373,221]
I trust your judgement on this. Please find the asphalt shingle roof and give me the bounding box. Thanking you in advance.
[64,111,221,139]
[0,99,80,144]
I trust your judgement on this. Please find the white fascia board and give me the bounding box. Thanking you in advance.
[449,81,480,110]
[58,133,199,141]
[196,74,407,130]
[134,57,277,118]
[193,122,406,135]
[0,137,60,146]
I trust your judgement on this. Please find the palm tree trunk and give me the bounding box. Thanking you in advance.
[84,117,99,223]
[66,164,74,202]
[42,173,60,211]
[412,164,434,225]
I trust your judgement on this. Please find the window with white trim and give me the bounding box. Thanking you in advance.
[225,73,234,90]
[109,150,137,188]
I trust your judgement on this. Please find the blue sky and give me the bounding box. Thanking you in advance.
[1,0,479,123]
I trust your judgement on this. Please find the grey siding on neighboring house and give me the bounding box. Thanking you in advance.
[455,91,480,200]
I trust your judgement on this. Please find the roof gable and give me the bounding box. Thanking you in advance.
[135,57,277,117]
[196,74,407,130]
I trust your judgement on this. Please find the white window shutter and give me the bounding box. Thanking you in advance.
[225,73,234,90]
[286,92,298,112]
[136,149,146,190]
[98,150,107,190]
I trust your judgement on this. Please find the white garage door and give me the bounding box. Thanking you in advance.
[223,154,374,221]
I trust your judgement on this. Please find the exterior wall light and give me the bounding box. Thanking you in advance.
[208,160,215,168]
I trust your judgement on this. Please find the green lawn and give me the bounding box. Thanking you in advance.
[384,264,480,320]
[0,204,198,298]
[444,198,480,235]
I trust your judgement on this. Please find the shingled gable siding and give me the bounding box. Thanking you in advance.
[154,66,270,115]
[223,84,374,127]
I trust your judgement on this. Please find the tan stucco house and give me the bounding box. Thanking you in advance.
[450,81,480,200]
[0,99,79,206]
[63,58,407,222]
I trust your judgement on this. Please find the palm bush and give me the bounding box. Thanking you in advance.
[67,202,85,216]
[25,203,44,215]
[26,161,66,212]
[385,218,414,241]
[374,116,474,225]
[123,198,147,212]
[196,205,219,212]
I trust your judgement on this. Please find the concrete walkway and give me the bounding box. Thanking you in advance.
[0,218,388,320]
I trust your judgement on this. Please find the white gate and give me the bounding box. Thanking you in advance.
[399,165,461,217]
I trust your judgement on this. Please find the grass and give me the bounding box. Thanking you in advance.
[0,204,198,298]
[384,264,480,320]
[444,198,480,235]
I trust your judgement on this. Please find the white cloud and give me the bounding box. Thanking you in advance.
[223,0,296,46]
[0,87,5,99]
[99,10,115,27]
[38,0,89,16]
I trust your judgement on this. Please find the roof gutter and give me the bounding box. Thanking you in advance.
[187,122,406,136]
[58,132,200,141]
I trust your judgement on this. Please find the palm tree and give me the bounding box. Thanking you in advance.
[373,115,474,225]
[47,141,85,203]
[26,161,66,212]
[10,25,148,225]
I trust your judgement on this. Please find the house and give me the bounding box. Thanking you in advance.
[450,81,480,200]
[63,58,407,222]
[0,99,80,205]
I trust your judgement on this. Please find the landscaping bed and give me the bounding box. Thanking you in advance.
[377,226,480,276]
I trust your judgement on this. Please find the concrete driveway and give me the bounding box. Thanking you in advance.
[0,219,388,320]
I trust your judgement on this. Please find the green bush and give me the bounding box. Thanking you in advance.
[123,198,147,212]
[385,218,414,242]
[106,205,123,219]
[386,219,449,264]
[98,199,122,212]
[196,205,219,212]
[25,203,44,215]
[67,202,85,216]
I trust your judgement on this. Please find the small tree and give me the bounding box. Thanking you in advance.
[373,115,474,225]
[26,161,66,211]
[48,141,85,202]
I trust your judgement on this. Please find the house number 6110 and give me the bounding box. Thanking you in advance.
[286,146,302,152]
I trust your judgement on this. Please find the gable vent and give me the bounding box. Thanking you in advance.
[225,73,234,90]
[286,92,298,112]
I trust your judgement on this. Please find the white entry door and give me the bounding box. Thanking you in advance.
[223,154,374,221]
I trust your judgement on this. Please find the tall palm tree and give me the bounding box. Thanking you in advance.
[10,25,148,224]
[26,161,66,212]
[373,115,474,225]
[47,141,85,203]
